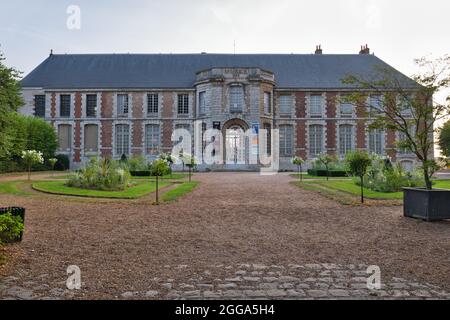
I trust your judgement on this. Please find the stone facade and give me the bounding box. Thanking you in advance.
[20,67,418,171]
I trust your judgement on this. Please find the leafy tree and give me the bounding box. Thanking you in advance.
[342,56,450,190]
[345,151,372,203]
[292,156,305,181]
[0,51,24,160]
[21,150,44,181]
[24,116,58,160]
[317,153,337,181]
[439,120,450,158]
[149,159,170,204]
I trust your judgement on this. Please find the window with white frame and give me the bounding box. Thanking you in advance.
[117,94,129,117]
[86,94,97,118]
[340,101,353,117]
[60,95,71,118]
[398,126,416,155]
[279,125,293,157]
[145,124,160,155]
[339,125,353,156]
[398,95,413,117]
[115,124,130,156]
[34,95,46,118]
[368,129,384,155]
[279,95,293,115]
[369,95,383,116]
[264,92,271,114]
[177,94,189,114]
[309,125,323,157]
[263,123,271,156]
[58,124,72,152]
[229,85,244,112]
[84,124,98,153]
[198,91,206,115]
[309,94,323,117]
[147,94,159,115]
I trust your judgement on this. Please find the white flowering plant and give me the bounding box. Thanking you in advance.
[21,150,44,181]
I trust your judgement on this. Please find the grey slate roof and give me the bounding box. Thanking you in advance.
[21,53,416,90]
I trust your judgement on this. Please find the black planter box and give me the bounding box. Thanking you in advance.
[403,188,450,222]
[0,207,25,241]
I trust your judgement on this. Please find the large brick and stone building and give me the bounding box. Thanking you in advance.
[20,47,419,171]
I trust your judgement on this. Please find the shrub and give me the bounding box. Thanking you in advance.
[54,154,70,171]
[127,155,149,172]
[308,169,348,177]
[67,158,131,191]
[345,151,372,203]
[0,212,24,245]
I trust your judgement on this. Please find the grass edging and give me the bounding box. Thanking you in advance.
[32,180,170,199]
[162,181,199,202]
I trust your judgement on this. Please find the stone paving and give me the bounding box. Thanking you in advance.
[1,263,449,300]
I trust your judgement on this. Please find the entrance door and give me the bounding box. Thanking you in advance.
[225,126,246,164]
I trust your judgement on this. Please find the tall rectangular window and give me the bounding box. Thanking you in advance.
[178,94,189,114]
[84,124,98,153]
[340,102,353,117]
[229,85,244,112]
[60,95,71,118]
[398,95,413,116]
[198,92,206,115]
[369,95,383,116]
[145,124,160,155]
[339,125,353,156]
[398,126,415,154]
[34,95,46,118]
[147,94,159,115]
[279,125,293,157]
[264,123,271,156]
[310,94,323,117]
[279,95,293,115]
[264,92,271,114]
[86,94,97,118]
[117,94,129,117]
[309,125,323,157]
[369,129,383,155]
[115,124,130,156]
[58,124,72,152]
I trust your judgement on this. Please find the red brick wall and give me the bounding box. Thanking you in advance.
[295,92,306,118]
[296,121,306,159]
[132,120,143,154]
[326,93,337,154]
[356,99,366,149]
[162,92,174,152]
[51,93,56,118]
[101,92,113,118]
[74,92,82,118]
[386,129,397,160]
[101,120,113,158]
[132,93,143,118]
[74,121,81,162]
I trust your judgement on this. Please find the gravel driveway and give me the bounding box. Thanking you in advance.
[0,172,449,299]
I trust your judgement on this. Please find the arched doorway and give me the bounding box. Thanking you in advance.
[222,119,249,165]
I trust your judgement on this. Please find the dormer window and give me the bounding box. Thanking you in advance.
[229,85,244,112]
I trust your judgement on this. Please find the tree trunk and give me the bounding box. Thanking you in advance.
[155,176,159,204]
[423,167,433,190]
[189,167,192,182]
[28,164,31,181]
[326,165,329,181]
[360,175,364,204]
[300,165,303,182]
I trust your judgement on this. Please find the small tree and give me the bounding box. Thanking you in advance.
[438,120,450,160]
[317,153,337,181]
[160,153,175,177]
[342,56,450,190]
[21,150,44,181]
[48,158,58,176]
[345,151,372,204]
[149,159,170,205]
[292,156,305,181]
[185,155,197,182]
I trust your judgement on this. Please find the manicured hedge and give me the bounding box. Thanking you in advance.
[130,171,151,177]
[307,169,348,177]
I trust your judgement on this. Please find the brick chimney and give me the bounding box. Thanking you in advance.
[359,44,370,54]
[315,45,323,55]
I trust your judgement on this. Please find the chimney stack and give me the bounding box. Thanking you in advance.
[315,45,323,55]
[359,44,370,54]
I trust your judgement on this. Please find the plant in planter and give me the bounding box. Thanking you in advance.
[48,158,58,176]
[317,153,337,181]
[345,151,372,204]
[21,150,44,181]
[149,159,171,205]
[342,56,450,220]
[292,156,305,182]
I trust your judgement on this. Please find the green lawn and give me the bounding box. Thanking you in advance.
[295,179,450,200]
[32,180,170,199]
[0,180,33,196]
[162,182,199,202]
